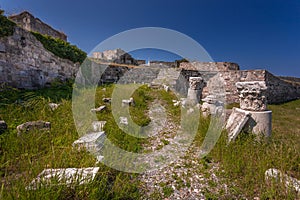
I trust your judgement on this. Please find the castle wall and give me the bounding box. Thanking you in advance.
[9,11,67,41]
[0,27,79,89]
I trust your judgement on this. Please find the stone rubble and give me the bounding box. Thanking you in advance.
[90,105,106,112]
[121,97,135,106]
[119,116,128,125]
[48,103,60,111]
[17,120,51,136]
[91,121,106,132]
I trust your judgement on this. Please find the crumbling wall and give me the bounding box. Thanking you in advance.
[0,27,79,89]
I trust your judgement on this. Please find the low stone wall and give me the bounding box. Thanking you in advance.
[0,27,79,89]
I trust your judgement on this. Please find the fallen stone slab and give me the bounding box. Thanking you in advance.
[26,167,99,190]
[0,120,8,134]
[225,108,250,142]
[48,103,60,111]
[92,121,106,132]
[265,168,300,193]
[17,121,51,136]
[73,131,106,153]
[90,105,106,112]
[122,97,135,106]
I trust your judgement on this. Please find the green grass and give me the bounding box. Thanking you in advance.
[0,83,299,199]
[194,100,300,199]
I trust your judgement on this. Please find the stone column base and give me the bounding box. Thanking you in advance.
[187,89,201,105]
[244,110,272,137]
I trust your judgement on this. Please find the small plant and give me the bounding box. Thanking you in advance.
[0,13,16,38]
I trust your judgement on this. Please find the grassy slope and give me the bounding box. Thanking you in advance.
[0,83,299,199]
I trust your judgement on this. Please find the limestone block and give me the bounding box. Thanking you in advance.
[48,103,60,111]
[122,97,135,106]
[26,167,99,190]
[17,121,51,135]
[226,108,251,142]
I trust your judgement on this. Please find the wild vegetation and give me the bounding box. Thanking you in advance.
[0,82,299,199]
[0,11,16,38]
[31,32,87,64]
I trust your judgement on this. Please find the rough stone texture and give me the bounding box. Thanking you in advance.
[180,62,300,104]
[186,77,205,105]
[236,81,268,111]
[201,95,224,117]
[0,120,8,133]
[225,108,251,142]
[265,168,300,193]
[17,121,51,135]
[0,26,79,89]
[9,11,67,41]
[26,167,99,190]
[90,105,106,112]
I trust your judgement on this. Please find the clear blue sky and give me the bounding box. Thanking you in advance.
[1,0,300,77]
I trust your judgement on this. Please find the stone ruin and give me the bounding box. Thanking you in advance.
[226,81,272,142]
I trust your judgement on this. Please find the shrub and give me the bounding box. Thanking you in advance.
[31,31,87,64]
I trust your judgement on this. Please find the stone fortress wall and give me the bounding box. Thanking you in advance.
[8,11,67,41]
[0,26,79,89]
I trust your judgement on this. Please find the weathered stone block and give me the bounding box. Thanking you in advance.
[17,121,51,135]
[0,120,8,133]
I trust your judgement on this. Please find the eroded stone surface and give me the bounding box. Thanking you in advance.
[236,81,268,111]
[225,108,250,142]
[26,167,99,190]
[17,121,51,135]
[122,97,135,106]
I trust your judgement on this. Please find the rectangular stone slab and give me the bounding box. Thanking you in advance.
[226,107,250,142]
[26,167,99,190]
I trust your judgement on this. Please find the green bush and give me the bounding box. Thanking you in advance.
[31,32,87,64]
[0,12,16,38]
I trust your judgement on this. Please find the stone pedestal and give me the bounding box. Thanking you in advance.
[244,110,272,137]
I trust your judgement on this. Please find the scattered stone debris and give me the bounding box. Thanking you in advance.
[119,117,128,125]
[122,97,135,106]
[17,120,51,136]
[265,168,300,193]
[72,131,106,153]
[48,103,60,111]
[102,97,111,103]
[92,121,106,132]
[26,167,99,190]
[172,99,181,107]
[90,105,106,112]
[226,108,251,142]
[0,120,8,133]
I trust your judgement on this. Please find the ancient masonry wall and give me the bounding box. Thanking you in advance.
[179,62,300,104]
[0,27,79,89]
[9,11,67,41]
